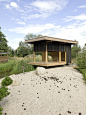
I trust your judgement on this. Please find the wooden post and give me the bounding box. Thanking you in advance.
[59,51,61,62]
[65,52,66,62]
[42,52,45,61]
[45,42,48,63]
[33,52,35,62]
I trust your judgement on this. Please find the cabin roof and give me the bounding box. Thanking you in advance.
[25,36,78,44]
[0,52,10,54]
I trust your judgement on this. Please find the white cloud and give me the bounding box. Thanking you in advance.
[8,20,86,48]
[21,13,49,20]
[5,4,11,9]
[31,0,68,13]
[10,2,19,9]
[17,21,26,25]
[63,13,86,22]
[9,23,55,34]
[5,2,24,12]
[78,5,86,8]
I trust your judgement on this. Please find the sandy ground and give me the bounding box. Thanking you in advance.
[0,66,86,115]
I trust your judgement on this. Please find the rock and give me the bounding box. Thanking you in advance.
[12,80,20,86]
[36,67,46,75]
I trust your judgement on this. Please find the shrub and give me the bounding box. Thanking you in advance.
[76,52,86,69]
[1,76,13,87]
[0,76,13,115]
[0,107,3,115]
[76,52,86,83]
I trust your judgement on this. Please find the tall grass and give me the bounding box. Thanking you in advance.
[76,52,86,83]
[0,56,35,78]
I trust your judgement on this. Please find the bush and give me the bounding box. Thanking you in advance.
[0,107,3,115]
[76,52,86,83]
[76,52,86,69]
[0,76,13,115]
[1,76,13,86]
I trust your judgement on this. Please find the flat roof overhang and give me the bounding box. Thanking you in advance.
[25,36,78,44]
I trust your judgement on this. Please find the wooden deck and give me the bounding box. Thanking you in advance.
[29,61,66,67]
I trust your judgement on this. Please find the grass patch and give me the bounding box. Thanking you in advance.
[0,56,35,78]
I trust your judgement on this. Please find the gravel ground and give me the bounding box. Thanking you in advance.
[0,66,86,115]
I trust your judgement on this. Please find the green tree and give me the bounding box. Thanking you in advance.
[24,33,43,41]
[71,44,81,59]
[24,33,43,55]
[8,46,14,57]
[0,27,8,52]
[17,46,29,57]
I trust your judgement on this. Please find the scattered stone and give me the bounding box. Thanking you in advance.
[24,108,26,110]
[12,80,20,86]
[36,67,46,75]
[67,111,71,114]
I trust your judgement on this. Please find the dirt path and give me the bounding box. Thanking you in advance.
[0,66,86,115]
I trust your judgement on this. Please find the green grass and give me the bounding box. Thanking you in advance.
[0,56,35,78]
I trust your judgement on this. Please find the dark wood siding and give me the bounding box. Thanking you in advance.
[66,44,71,64]
[34,41,71,64]
[34,41,46,52]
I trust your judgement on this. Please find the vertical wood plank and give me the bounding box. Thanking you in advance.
[33,52,35,62]
[59,51,61,62]
[42,52,45,61]
[45,42,48,63]
[65,52,66,62]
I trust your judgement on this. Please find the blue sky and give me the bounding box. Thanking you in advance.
[0,0,86,49]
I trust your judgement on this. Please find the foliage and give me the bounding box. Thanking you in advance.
[0,60,15,73]
[76,52,86,69]
[0,57,35,78]
[11,59,34,74]
[71,44,81,59]
[17,46,29,57]
[0,76,13,115]
[24,33,43,41]
[1,76,13,86]
[15,33,43,57]
[0,27,8,52]
[0,107,3,115]
[76,51,86,83]
[8,46,14,57]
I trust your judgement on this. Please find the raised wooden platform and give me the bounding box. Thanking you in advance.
[29,61,66,67]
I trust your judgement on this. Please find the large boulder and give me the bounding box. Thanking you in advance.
[36,67,46,75]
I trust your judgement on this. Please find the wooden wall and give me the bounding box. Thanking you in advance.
[0,56,8,63]
[34,41,71,64]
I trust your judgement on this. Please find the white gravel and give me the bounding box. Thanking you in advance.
[0,66,86,115]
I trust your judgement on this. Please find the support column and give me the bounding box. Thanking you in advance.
[33,52,35,62]
[65,52,66,62]
[45,43,48,63]
[59,51,61,62]
[42,52,45,61]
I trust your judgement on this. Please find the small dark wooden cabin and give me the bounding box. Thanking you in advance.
[25,36,78,67]
[0,52,10,63]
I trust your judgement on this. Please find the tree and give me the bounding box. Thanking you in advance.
[24,33,43,55]
[0,27,8,52]
[8,46,14,57]
[71,44,81,59]
[24,33,43,41]
[17,46,29,57]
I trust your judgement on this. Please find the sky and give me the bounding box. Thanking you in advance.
[0,0,86,49]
